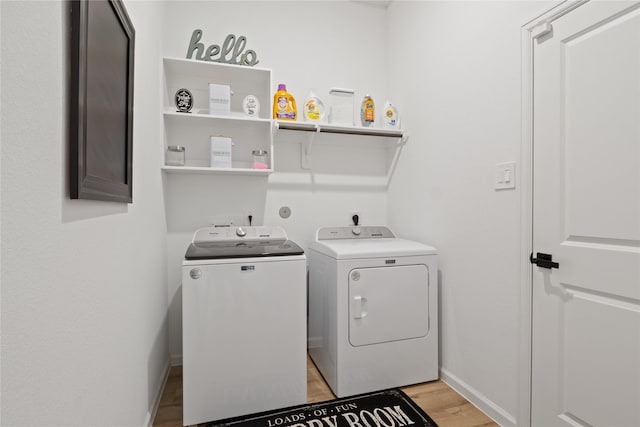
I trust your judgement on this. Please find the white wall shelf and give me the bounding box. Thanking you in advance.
[164,110,272,125]
[162,57,407,180]
[163,57,273,174]
[273,120,407,174]
[274,120,406,139]
[161,166,272,176]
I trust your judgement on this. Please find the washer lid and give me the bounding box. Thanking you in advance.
[310,237,436,259]
[185,240,304,260]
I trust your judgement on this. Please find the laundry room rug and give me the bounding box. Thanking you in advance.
[206,389,438,427]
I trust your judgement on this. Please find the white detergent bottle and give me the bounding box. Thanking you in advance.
[382,101,399,129]
[303,90,326,122]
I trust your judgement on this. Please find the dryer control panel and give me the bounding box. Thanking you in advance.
[316,226,395,240]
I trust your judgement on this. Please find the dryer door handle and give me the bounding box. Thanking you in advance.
[352,296,368,319]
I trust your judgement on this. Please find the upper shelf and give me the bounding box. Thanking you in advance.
[163,56,272,81]
[164,110,272,124]
[163,56,272,121]
[274,120,405,139]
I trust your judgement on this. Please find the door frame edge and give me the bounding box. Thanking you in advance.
[519,2,590,427]
[518,15,534,427]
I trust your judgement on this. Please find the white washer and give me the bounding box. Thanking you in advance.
[182,226,307,425]
[308,226,438,397]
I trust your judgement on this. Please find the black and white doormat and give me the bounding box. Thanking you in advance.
[207,389,438,427]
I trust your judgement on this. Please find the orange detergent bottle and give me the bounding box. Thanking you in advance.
[273,84,297,120]
[361,94,375,127]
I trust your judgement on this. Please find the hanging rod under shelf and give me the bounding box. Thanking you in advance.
[274,120,405,139]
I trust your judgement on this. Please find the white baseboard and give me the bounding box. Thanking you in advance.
[145,358,172,427]
[307,336,322,349]
[171,354,183,366]
[440,368,516,427]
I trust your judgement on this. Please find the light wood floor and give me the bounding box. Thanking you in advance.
[153,355,498,427]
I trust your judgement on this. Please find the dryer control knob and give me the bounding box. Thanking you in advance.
[352,227,361,236]
[236,227,247,237]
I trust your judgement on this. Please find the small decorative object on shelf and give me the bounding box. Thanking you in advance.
[186,30,259,67]
[209,83,231,116]
[210,136,233,168]
[166,145,185,166]
[242,95,260,117]
[252,150,269,169]
[329,88,355,126]
[175,88,193,113]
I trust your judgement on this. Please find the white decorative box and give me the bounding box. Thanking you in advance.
[328,88,355,126]
[210,136,232,168]
[209,83,231,116]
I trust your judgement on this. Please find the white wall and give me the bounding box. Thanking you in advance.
[387,1,552,425]
[162,1,392,361]
[0,1,169,425]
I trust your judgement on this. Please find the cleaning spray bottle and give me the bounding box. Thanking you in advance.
[273,84,297,121]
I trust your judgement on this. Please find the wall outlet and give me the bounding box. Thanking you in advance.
[206,216,236,227]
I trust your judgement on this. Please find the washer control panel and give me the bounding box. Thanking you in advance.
[316,226,395,240]
[192,226,288,243]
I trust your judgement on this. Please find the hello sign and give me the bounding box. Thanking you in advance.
[186,30,259,66]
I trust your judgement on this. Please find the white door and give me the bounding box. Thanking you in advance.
[531,2,640,426]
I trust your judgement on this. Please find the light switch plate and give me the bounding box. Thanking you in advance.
[495,161,516,190]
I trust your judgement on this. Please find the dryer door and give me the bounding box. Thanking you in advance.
[348,264,430,347]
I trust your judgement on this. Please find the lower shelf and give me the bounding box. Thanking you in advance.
[161,166,272,176]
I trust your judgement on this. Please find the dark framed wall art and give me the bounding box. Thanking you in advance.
[70,0,135,203]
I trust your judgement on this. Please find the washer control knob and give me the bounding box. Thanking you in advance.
[236,227,247,237]
[352,227,361,236]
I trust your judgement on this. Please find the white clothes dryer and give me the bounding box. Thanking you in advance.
[182,226,307,425]
[308,226,438,397]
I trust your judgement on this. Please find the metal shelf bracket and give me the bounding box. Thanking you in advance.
[301,124,320,169]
